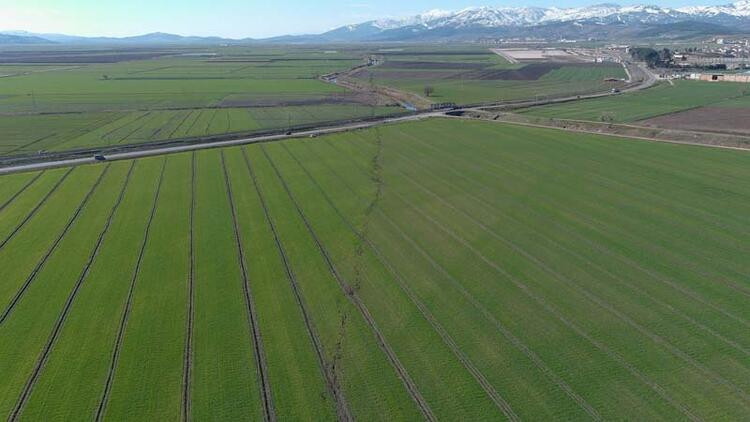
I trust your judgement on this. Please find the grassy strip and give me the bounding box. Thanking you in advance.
[19,158,162,419]
[10,162,134,419]
[262,144,437,421]
[102,154,191,420]
[181,152,196,421]
[243,147,352,420]
[249,146,436,420]
[221,150,274,420]
[0,170,66,240]
[0,172,42,214]
[95,158,167,420]
[0,163,122,417]
[0,168,74,251]
[223,148,336,420]
[190,149,264,420]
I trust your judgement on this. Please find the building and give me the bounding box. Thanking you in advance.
[698,73,750,83]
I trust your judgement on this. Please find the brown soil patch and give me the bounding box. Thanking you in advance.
[455,63,563,81]
[454,62,620,81]
[350,68,455,80]
[641,107,750,135]
[379,61,487,70]
[220,92,385,107]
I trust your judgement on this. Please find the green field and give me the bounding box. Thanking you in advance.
[0,46,403,156]
[520,80,749,122]
[0,118,748,420]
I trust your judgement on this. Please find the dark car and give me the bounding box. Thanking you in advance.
[94,154,106,161]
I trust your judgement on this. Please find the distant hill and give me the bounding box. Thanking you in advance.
[0,31,243,45]
[0,33,54,44]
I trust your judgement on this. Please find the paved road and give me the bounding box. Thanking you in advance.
[0,112,440,175]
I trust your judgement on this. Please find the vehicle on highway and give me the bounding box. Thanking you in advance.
[94,154,106,161]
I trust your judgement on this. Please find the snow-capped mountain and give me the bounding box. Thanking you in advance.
[353,1,750,29]
[316,1,750,42]
[678,0,750,17]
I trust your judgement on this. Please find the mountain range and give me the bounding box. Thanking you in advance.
[3,1,750,45]
[313,1,750,42]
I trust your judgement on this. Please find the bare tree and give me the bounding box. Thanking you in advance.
[423,86,434,97]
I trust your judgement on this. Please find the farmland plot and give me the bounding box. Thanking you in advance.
[0,118,748,420]
[520,80,747,122]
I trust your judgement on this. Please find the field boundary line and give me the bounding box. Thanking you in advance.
[0,167,75,252]
[100,112,149,143]
[152,111,186,139]
[95,157,167,421]
[203,109,218,136]
[182,110,203,138]
[262,145,437,422]
[0,171,45,214]
[286,142,520,421]
[181,152,196,422]
[221,151,275,422]
[241,148,352,422]
[115,112,155,145]
[9,161,135,421]
[0,165,110,325]
[169,111,196,140]
[390,163,750,403]
[388,144,750,358]
[308,139,603,420]
[399,129,750,330]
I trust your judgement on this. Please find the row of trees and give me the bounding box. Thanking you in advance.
[630,47,673,67]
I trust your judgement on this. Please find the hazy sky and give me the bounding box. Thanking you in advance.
[0,0,736,38]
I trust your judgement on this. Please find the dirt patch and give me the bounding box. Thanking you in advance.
[379,61,488,70]
[453,62,618,81]
[641,107,750,135]
[454,63,563,81]
[220,92,386,107]
[351,68,455,81]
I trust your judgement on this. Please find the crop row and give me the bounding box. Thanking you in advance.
[0,118,747,420]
